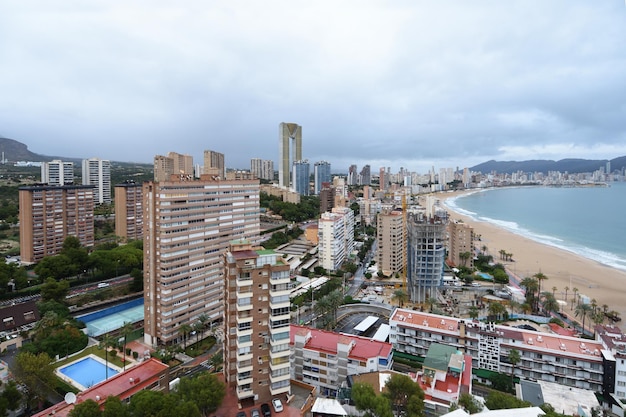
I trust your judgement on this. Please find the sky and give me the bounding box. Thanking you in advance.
[1,1,626,173]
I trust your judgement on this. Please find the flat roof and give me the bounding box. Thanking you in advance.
[354,316,379,332]
[372,324,390,342]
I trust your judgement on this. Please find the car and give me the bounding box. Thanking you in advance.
[261,403,271,417]
[251,409,260,417]
[236,412,247,417]
[271,398,283,413]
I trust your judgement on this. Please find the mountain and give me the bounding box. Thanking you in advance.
[0,136,85,163]
[470,157,626,174]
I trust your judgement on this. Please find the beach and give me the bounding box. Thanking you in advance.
[436,190,626,325]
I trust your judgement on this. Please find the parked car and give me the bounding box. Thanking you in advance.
[272,398,283,413]
[251,409,260,417]
[236,412,247,417]
[261,403,271,417]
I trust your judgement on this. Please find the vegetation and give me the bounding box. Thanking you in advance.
[14,351,56,410]
[67,371,224,417]
[260,193,320,222]
[484,391,532,409]
[454,393,483,413]
[263,227,303,250]
[352,374,425,417]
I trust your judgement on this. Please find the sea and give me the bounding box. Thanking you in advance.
[443,182,626,273]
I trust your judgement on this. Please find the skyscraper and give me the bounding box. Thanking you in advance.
[292,160,310,196]
[143,175,260,346]
[278,123,302,188]
[448,220,474,269]
[82,158,111,205]
[250,158,274,181]
[407,214,447,303]
[168,152,194,176]
[379,167,387,192]
[19,184,94,263]
[154,154,175,182]
[41,160,74,185]
[318,207,354,272]
[203,150,225,178]
[377,209,405,277]
[223,240,291,403]
[359,165,371,186]
[347,164,358,186]
[114,181,143,242]
[314,161,331,195]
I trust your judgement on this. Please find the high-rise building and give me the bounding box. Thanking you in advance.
[154,155,175,182]
[377,209,405,277]
[143,175,260,346]
[379,167,387,192]
[203,150,225,178]
[250,158,274,181]
[278,123,302,188]
[223,240,291,403]
[82,158,111,205]
[407,214,447,303]
[347,165,358,186]
[291,159,310,196]
[448,220,474,268]
[41,160,74,185]
[313,161,331,195]
[114,181,143,242]
[359,165,371,186]
[19,184,94,263]
[318,207,354,272]
[167,152,194,176]
[319,184,335,214]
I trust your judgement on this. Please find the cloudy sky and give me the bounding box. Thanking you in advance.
[1,1,625,173]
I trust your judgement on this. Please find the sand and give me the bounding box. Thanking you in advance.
[434,190,626,324]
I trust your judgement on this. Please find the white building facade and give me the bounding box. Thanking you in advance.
[82,157,111,204]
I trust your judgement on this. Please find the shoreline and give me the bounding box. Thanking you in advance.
[434,189,626,324]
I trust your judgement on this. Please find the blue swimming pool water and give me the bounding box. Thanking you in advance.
[59,357,118,388]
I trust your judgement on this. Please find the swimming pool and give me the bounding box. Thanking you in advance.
[58,356,119,390]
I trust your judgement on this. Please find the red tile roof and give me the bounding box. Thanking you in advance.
[290,325,392,361]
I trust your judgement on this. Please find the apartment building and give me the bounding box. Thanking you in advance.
[318,207,355,272]
[154,154,175,182]
[41,160,74,185]
[82,158,111,205]
[319,184,335,214]
[223,240,292,405]
[203,150,225,178]
[314,161,331,195]
[114,181,143,242]
[251,158,274,181]
[389,308,610,395]
[290,325,393,397]
[448,220,474,268]
[19,184,94,263]
[292,160,310,196]
[143,175,260,346]
[377,209,405,277]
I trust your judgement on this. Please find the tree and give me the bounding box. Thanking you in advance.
[484,391,531,409]
[564,286,569,301]
[575,302,592,336]
[40,277,70,302]
[1,381,22,412]
[102,396,130,417]
[488,372,513,393]
[120,321,134,370]
[509,349,521,385]
[68,399,102,417]
[383,373,425,417]
[180,323,192,350]
[197,314,209,341]
[534,272,548,299]
[457,393,483,414]
[351,383,393,417]
[459,251,471,267]
[174,372,226,416]
[100,334,115,379]
[425,297,437,313]
[541,292,560,316]
[14,352,56,408]
[488,302,508,321]
[468,306,479,320]
[392,290,408,308]
[519,277,538,312]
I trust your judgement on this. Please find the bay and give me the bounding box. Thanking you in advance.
[444,182,626,272]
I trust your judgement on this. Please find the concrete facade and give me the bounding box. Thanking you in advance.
[82,157,111,205]
[114,181,143,241]
[376,209,405,277]
[448,220,474,269]
[142,176,260,346]
[278,123,302,189]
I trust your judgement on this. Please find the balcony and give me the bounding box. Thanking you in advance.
[236,327,253,338]
[269,372,290,384]
[269,359,290,371]
[237,376,254,386]
[270,384,290,396]
[236,387,255,400]
[236,314,253,326]
[236,361,253,374]
[236,303,253,312]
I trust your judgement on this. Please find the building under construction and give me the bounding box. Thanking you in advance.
[406,212,447,303]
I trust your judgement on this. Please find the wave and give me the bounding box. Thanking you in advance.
[444,193,626,273]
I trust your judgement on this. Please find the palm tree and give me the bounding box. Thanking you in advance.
[592,311,605,337]
[99,334,115,379]
[520,277,538,312]
[481,245,488,255]
[499,249,506,261]
[468,306,479,320]
[551,286,557,297]
[327,290,344,326]
[564,286,569,301]
[459,251,471,267]
[541,292,560,316]
[426,297,438,313]
[120,321,134,371]
[392,289,408,308]
[193,321,204,347]
[591,299,598,314]
[488,302,508,321]
[509,349,521,385]
[572,287,579,306]
[533,272,548,301]
[197,314,209,341]
[180,323,192,350]
[575,303,592,337]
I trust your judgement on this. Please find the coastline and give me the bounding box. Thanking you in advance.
[435,189,626,323]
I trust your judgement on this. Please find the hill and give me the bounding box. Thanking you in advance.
[0,136,53,162]
[470,157,626,175]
